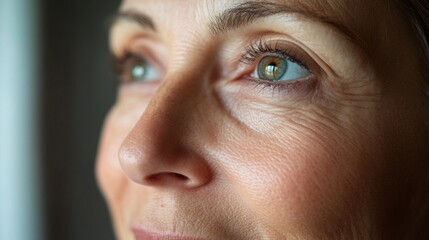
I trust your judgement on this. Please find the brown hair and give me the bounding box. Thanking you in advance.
[397,0,429,86]
[398,2,429,237]
[399,0,429,64]
[396,0,429,122]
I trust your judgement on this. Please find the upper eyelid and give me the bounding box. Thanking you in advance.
[109,18,163,60]
[112,51,143,75]
[240,39,315,73]
[209,1,365,52]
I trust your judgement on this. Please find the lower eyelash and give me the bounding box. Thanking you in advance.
[245,76,298,95]
[244,73,317,97]
[249,80,284,95]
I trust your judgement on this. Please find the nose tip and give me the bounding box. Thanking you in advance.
[117,69,214,190]
[118,138,212,189]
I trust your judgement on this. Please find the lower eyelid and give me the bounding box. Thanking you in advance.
[118,79,162,96]
[240,73,318,98]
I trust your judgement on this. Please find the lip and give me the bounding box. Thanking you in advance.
[132,228,205,240]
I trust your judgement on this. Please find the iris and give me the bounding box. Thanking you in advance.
[256,55,310,82]
[257,56,288,81]
[130,61,148,80]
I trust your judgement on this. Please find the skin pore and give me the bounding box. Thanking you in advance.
[97,0,429,239]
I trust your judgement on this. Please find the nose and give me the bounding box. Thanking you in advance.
[118,74,213,189]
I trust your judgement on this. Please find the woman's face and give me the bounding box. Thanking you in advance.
[97,0,428,239]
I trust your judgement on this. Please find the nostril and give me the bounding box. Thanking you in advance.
[172,172,189,181]
[146,172,191,187]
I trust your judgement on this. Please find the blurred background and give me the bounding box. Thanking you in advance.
[1,0,120,239]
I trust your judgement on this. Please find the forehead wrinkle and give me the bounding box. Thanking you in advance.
[209,0,316,35]
[210,0,348,27]
[208,0,369,49]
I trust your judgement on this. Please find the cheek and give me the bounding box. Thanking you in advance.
[96,109,127,205]
[96,95,150,196]
[225,132,378,237]
[213,99,384,237]
[95,100,148,233]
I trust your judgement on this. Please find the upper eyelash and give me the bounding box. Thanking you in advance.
[240,38,311,72]
[111,50,144,76]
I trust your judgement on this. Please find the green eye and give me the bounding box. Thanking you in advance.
[257,56,287,81]
[129,60,159,82]
[130,62,148,80]
[256,55,310,81]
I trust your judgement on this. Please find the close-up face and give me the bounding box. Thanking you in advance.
[96,0,429,239]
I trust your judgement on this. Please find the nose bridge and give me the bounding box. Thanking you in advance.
[137,70,203,148]
[118,69,212,188]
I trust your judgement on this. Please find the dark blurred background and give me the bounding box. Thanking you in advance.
[40,0,120,239]
[1,0,121,237]
[0,0,122,238]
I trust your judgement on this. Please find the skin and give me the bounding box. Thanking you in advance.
[96,0,429,239]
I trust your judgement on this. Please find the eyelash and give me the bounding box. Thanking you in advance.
[241,38,310,69]
[112,51,146,82]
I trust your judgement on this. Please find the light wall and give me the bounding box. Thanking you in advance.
[0,0,44,239]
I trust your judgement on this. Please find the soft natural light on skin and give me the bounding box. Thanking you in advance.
[0,0,43,239]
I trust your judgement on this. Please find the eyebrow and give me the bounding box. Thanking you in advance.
[112,11,156,31]
[209,1,361,46]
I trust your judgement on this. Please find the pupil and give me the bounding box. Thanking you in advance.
[265,63,278,79]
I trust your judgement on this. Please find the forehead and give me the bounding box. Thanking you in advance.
[119,0,388,28]
[117,0,392,48]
